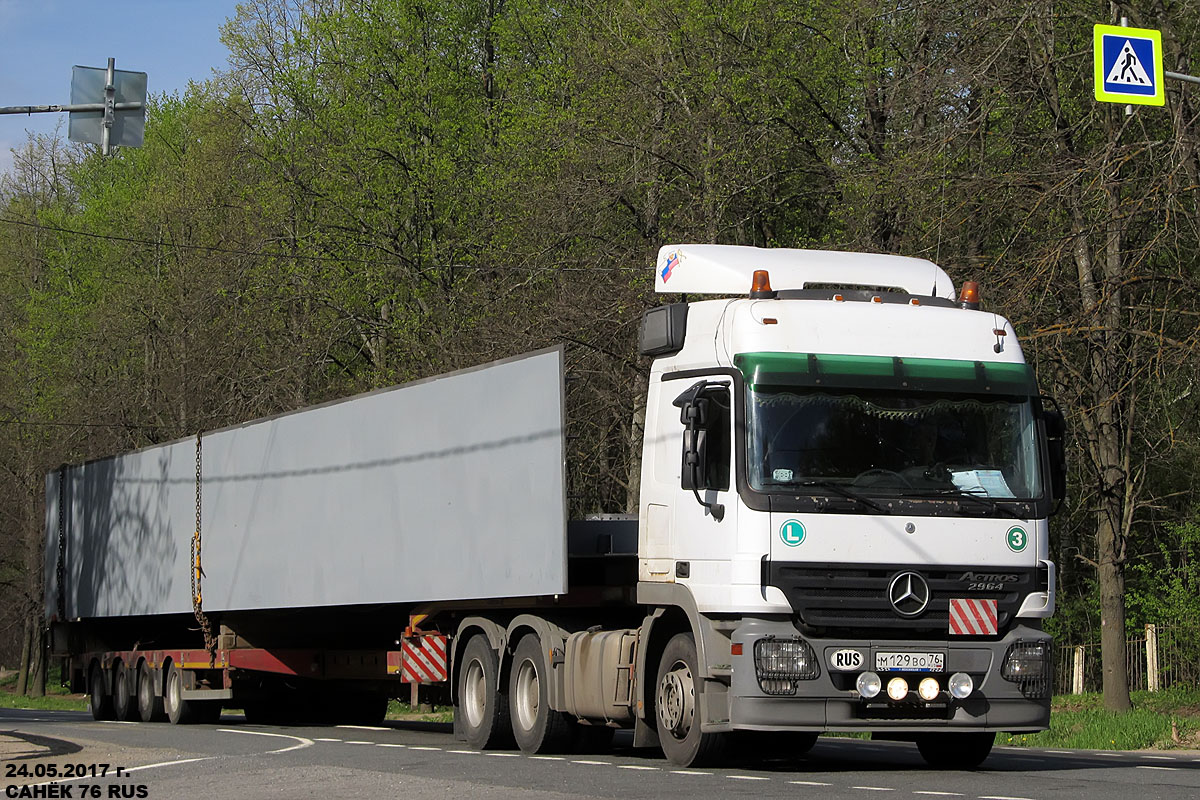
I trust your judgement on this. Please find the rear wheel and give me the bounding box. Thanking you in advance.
[137,662,165,723]
[164,664,199,724]
[508,635,573,754]
[88,663,114,721]
[655,633,729,767]
[916,732,994,769]
[112,662,137,721]
[457,634,512,749]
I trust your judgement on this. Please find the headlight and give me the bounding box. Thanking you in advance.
[754,637,819,695]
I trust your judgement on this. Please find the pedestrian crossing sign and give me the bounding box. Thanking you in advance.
[1094,24,1164,106]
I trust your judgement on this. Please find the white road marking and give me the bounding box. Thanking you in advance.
[1044,750,1071,754]
[345,740,373,745]
[377,744,407,748]
[672,770,712,776]
[218,727,314,754]
[1143,755,1175,760]
[914,792,964,797]
[449,750,480,755]
[530,756,565,761]
[790,780,832,786]
[409,745,441,751]
[487,752,521,758]
[979,796,1036,800]
[314,737,342,742]
[572,759,611,765]
[851,788,893,792]
[618,765,659,771]
[100,720,138,725]
[729,775,770,781]
[336,724,389,731]
[1136,765,1177,771]
[1095,752,1121,757]
[28,757,218,787]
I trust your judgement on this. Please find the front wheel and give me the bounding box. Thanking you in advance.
[457,634,512,750]
[916,732,995,769]
[508,635,573,754]
[655,633,729,767]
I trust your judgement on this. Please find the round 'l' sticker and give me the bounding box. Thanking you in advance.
[1006,526,1028,552]
[780,519,806,547]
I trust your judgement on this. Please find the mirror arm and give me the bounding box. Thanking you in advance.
[687,425,724,521]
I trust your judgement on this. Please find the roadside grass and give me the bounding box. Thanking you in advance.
[386,700,453,724]
[1002,688,1200,750]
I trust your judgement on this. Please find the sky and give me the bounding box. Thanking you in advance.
[0,0,243,175]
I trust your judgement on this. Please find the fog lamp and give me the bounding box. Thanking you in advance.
[918,677,941,701]
[856,671,881,699]
[886,676,909,701]
[948,672,974,699]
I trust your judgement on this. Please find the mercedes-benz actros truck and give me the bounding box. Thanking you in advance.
[47,245,1064,768]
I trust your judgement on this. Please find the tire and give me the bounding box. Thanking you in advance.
[916,732,995,769]
[164,664,197,725]
[136,662,165,723]
[112,662,137,722]
[88,663,114,721]
[508,635,573,754]
[457,634,512,750]
[655,633,729,767]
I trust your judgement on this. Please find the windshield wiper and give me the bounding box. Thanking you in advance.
[793,480,891,514]
[899,488,1026,519]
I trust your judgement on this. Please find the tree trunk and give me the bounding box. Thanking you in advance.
[15,616,31,696]
[27,621,46,697]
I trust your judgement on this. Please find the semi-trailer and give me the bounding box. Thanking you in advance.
[45,244,1065,768]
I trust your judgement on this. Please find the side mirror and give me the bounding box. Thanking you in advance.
[1042,405,1067,510]
[673,381,726,521]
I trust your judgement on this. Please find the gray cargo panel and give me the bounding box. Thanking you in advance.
[45,349,567,619]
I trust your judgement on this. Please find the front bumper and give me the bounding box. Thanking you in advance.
[729,618,1051,733]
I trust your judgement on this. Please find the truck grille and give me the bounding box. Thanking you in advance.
[765,562,1034,636]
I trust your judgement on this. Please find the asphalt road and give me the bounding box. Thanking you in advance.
[3,708,1199,799]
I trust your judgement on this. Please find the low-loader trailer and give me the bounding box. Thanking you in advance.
[46,245,1065,767]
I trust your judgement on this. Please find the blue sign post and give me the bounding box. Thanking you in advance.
[1094,24,1164,106]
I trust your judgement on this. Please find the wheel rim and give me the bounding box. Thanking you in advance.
[462,658,487,729]
[166,669,180,715]
[138,668,152,711]
[513,657,539,732]
[657,659,694,740]
[91,668,104,710]
[114,666,129,711]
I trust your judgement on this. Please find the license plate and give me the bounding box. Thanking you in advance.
[875,651,944,672]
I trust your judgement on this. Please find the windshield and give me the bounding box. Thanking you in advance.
[738,354,1044,500]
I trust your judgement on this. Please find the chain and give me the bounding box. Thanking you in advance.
[191,432,217,662]
[56,466,66,621]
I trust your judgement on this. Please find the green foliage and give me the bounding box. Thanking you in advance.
[1003,689,1200,750]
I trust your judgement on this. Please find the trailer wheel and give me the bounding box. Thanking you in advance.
[655,633,729,767]
[88,663,114,721]
[164,664,200,725]
[915,732,994,769]
[508,635,573,754]
[112,662,137,721]
[457,634,512,749]
[136,662,165,723]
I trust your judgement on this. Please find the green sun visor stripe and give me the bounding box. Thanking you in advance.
[734,352,1037,394]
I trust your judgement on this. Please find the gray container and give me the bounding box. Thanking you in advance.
[45,348,567,619]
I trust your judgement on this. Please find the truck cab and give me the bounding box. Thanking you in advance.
[636,245,1064,767]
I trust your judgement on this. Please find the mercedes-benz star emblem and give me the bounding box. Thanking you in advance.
[888,571,931,617]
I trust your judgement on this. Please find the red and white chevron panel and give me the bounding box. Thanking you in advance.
[400,634,449,683]
[948,598,999,636]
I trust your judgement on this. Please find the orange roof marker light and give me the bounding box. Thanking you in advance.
[958,281,982,311]
[750,269,777,299]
